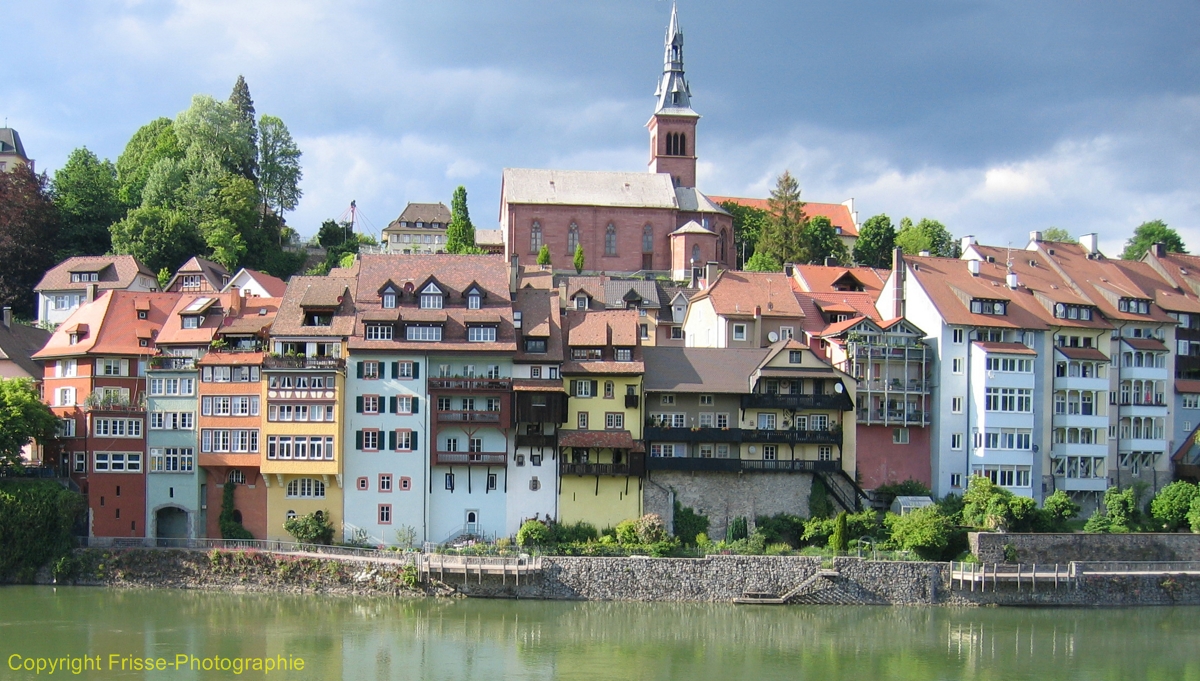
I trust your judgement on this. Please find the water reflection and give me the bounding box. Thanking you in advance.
[3,588,1200,680]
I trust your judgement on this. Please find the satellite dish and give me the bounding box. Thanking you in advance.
[835,383,844,393]
[767,331,779,342]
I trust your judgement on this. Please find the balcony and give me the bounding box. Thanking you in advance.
[624,394,640,409]
[1122,366,1168,381]
[1053,375,1109,392]
[1051,412,1108,429]
[741,393,852,411]
[560,453,645,477]
[645,456,840,473]
[1057,476,1109,492]
[433,451,506,465]
[856,408,930,426]
[856,379,932,394]
[263,356,345,371]
[428,378,512,391]
[742,427,841,445]
[1121,438,1167,452]
[148,356,197,371]
[516,434,557,448]
[436,410,502,423]
[850,345,930,360]
[83,393,146,413]
[644,426,743,443]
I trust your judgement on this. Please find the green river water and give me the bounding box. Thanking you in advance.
[1,586,1198,680]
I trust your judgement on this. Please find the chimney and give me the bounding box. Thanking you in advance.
[509,255,520,293]
[704,261,720,289]
[2,307,10,330]
[919,250,931,257]
[1080,233,1098,254]
[891,248,905,319]
[961,235,976,252]
[784,263,794,277]
[968,260,981,276]
[824,257,838,267]
[228,286,242,317]
[1152,242,1167,258]
[754,305,762,347]
[1029,230,1042,243]
[85,283,98,302]
[1006,272,1019,289]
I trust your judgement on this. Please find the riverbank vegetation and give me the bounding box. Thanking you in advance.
[0,480,85,582]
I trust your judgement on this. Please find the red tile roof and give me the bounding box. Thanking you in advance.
[906,256,1050,330]
[558,430,637,450]
[33,290,180,359]
[34,255,156,293]
[1176,379,1200,394]
[974,341,1037,355]
[791,264,888,293]
[691,270,805,319]
[1123,338,1168,352]
[709,196,858,237]
[1055,346,1109,361]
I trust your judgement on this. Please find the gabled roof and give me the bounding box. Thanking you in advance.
[220,298,281,336]
[34,255,156,293]
[566,310,638,347]
[967,244,1107,329]
[222,268,287,298]
[791,264,889,293]
[906,256,1050,329]
[514,288,564,362]
[642,347,766,392]
[502,168,678,209]
[674,187,731,215]
[271,276,357,337]
[166,256,230,291]
[1110,258,1200,314]
[0,320,51,378]
[385,202,452,230]
[669,219,716,237]
[156,294,229,346]
[708,196,859,237]
[33,290,180,359]
[603,279,660,309]
[1034,242,1175,323]
[689,270,805,318]
[355,254,510,305]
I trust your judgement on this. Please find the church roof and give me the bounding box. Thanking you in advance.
[669,220,715,236]
[653,4,697,117]
[0,128,27,158]
[674,187,730,215]
[502,168,678,209]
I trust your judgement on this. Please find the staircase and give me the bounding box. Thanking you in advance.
[733,569,841,605]
[817,469,871,512]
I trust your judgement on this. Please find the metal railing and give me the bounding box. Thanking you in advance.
[263,356,345,370]
[77,536,415,561]
[428,378,511,391]
[856,379,932,393]
[436,410,501,423]
[434,452,506,465]
[147,357,197,371]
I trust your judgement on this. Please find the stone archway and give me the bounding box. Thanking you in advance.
[154,506,189,542]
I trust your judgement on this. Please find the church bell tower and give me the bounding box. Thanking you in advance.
[647,3,699,189]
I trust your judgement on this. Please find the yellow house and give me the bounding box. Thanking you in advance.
[557,309,645,530]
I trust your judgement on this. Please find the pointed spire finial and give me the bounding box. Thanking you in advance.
[653,2,695,115]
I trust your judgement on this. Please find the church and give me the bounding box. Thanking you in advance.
[499,5,736,280]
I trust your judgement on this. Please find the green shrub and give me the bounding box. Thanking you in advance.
[615,520,639,545]
[1042,491,1082,532]
[634,514,667,544]
[755,513,806,548]
[1083,509,1110,533]
[873,479,932,498]
[516,519,550,547]
[726,516,749,542]
[283,510,334,545]
[885,507,954,560]
[1104,486,1142,532]
[673,501,709,546]
[1151,481,1200,531]
[726,531,767,555]
[0,480,85,582]
[765,543,791,556]
[550,520,598,544]
[809,478,834,519]
[1188,497,1200,534]
[830,511,849,552]
[219,482,254,540]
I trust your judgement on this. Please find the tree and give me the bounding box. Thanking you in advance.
[257,115,302,219]
[853,214,896,268]
[228,76,259,182]
[803,215,849,265]
[110,206,204,274]
[200,217,247,271]
[756,170,807,265]
[0,378,59,470]
[1122,220,1186,260]
[744,250,782,272]
[0,168,60,318]
[536,244,551,266]
[573,243,585,274]
[445,186,479,254]
[1040,227,1076,244]
[116,118,181,207]
[317,218,351,249]
[50,147,123,259]
[1041,490,1081,532]
[174,94,257,190]
[283,510,334,545]
[1150,481,1199,531]
[885,506,954,560]
[896,217,957,257]
[720,200,771,266]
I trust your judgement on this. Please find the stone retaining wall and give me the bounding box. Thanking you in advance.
[643,471,814,541]
[970,532,1200,564]
[49,548,1200,607]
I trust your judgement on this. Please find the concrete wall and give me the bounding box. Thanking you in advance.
[644,470,813,541]
[971,531,1200,564]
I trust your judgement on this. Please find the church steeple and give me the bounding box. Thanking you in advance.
[653,3,695,115]
[648,3,699,188]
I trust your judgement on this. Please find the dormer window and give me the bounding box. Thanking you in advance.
[137,310,148,320]
[615,348,632,362]
[382,293,397,309]
[182,315,200,329]
[572,348,603,361]
[575,295,589,310]
[304,312,333,327]
[70,272,99,283]
[524,339,547,353]
[69,333,79,345]
[1118,298,1151,314]
[1053,303,1093,321]
[467,326,497,342]
[180,275,202,289]
[970,299,1006,316]
[468,293,481,310]
[365,324,393,341]
[420,283,443,310]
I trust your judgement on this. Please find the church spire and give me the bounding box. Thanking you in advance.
[654,3,695,115]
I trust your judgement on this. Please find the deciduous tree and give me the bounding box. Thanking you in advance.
[109,205,204,274]
[719,200,771,267]
[803,215,849,265]
[1040,227,1076,244]
[116,117,181,207]
[50,147,123,259]
[853,214,896,268]
[896,217,957,257]
[1122,220,1186,260]
[257,114,302,218]
[0,168,59,317]
[0,377,59,469]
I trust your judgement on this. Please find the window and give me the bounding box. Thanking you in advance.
[363,395,380,414]
[419,284,443,309]
[757,413,776,430]
[951,433,963,450]
[357,477,369,491]
[577,412,589,429]
[567,223,580,254]
[380,474,393,492]
[639,324,649,339]
[1185,395,1200,409]
[651,444,680,458]
[603,381,615,398]
[605,413,624,429]
[893,428,910,444]
[406,325,442,341]
[286,478,326,499]
[817,446,833,461]
[763,445,777,460]
[952,358,963,374]
[971,465,1032,488]
[951,397,963,414]
[671,326,684,340]
[716,413,729,428]
[365,325,393,341]
[382,293,397,309]
[469,438,483,453]
[202,429,260,453]
[985,388,1033,412]
[445,473,455,490]
[467,293,481,310]
[73,452,85,473]
[55,359,77,377]
[661,394,675,405]
[699,394,714,406]
[468,326,497,342]
[950,473,963,488]
[56,387,76,407]
[378,505,392,524]
[394,430,413,450]
[969,299,1007,315]
[487,474,497,490]
[733,324,747,341]
[986,357,1033,372]
[575,381,593,398]
[150,448,194,473]
[93,418,143,438]
[99,358,125,376]
[525,339,547,353]
[952,328,965,344]
[362,430,380,451]
[605,224,617,256]
[530,477,541,491]
[615,348,632,361]
[643,224,654,253]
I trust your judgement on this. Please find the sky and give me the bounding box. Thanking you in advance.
[5,0,1200,256]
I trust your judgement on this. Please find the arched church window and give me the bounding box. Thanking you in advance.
[605,224,617,256]
[718,229,728,261]
[679,133,687,156]
[691,244,701,263]
[530,222,542,254]
[643,225,654,253]
[665,133,673,156]
[567,222,580,254]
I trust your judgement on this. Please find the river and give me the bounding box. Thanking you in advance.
[2,586,1198,680]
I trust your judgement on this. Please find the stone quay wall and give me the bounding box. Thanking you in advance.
[45,548,1200,607]
[971,532,1200,564]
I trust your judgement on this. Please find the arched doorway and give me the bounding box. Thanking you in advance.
[155,506,189,542]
